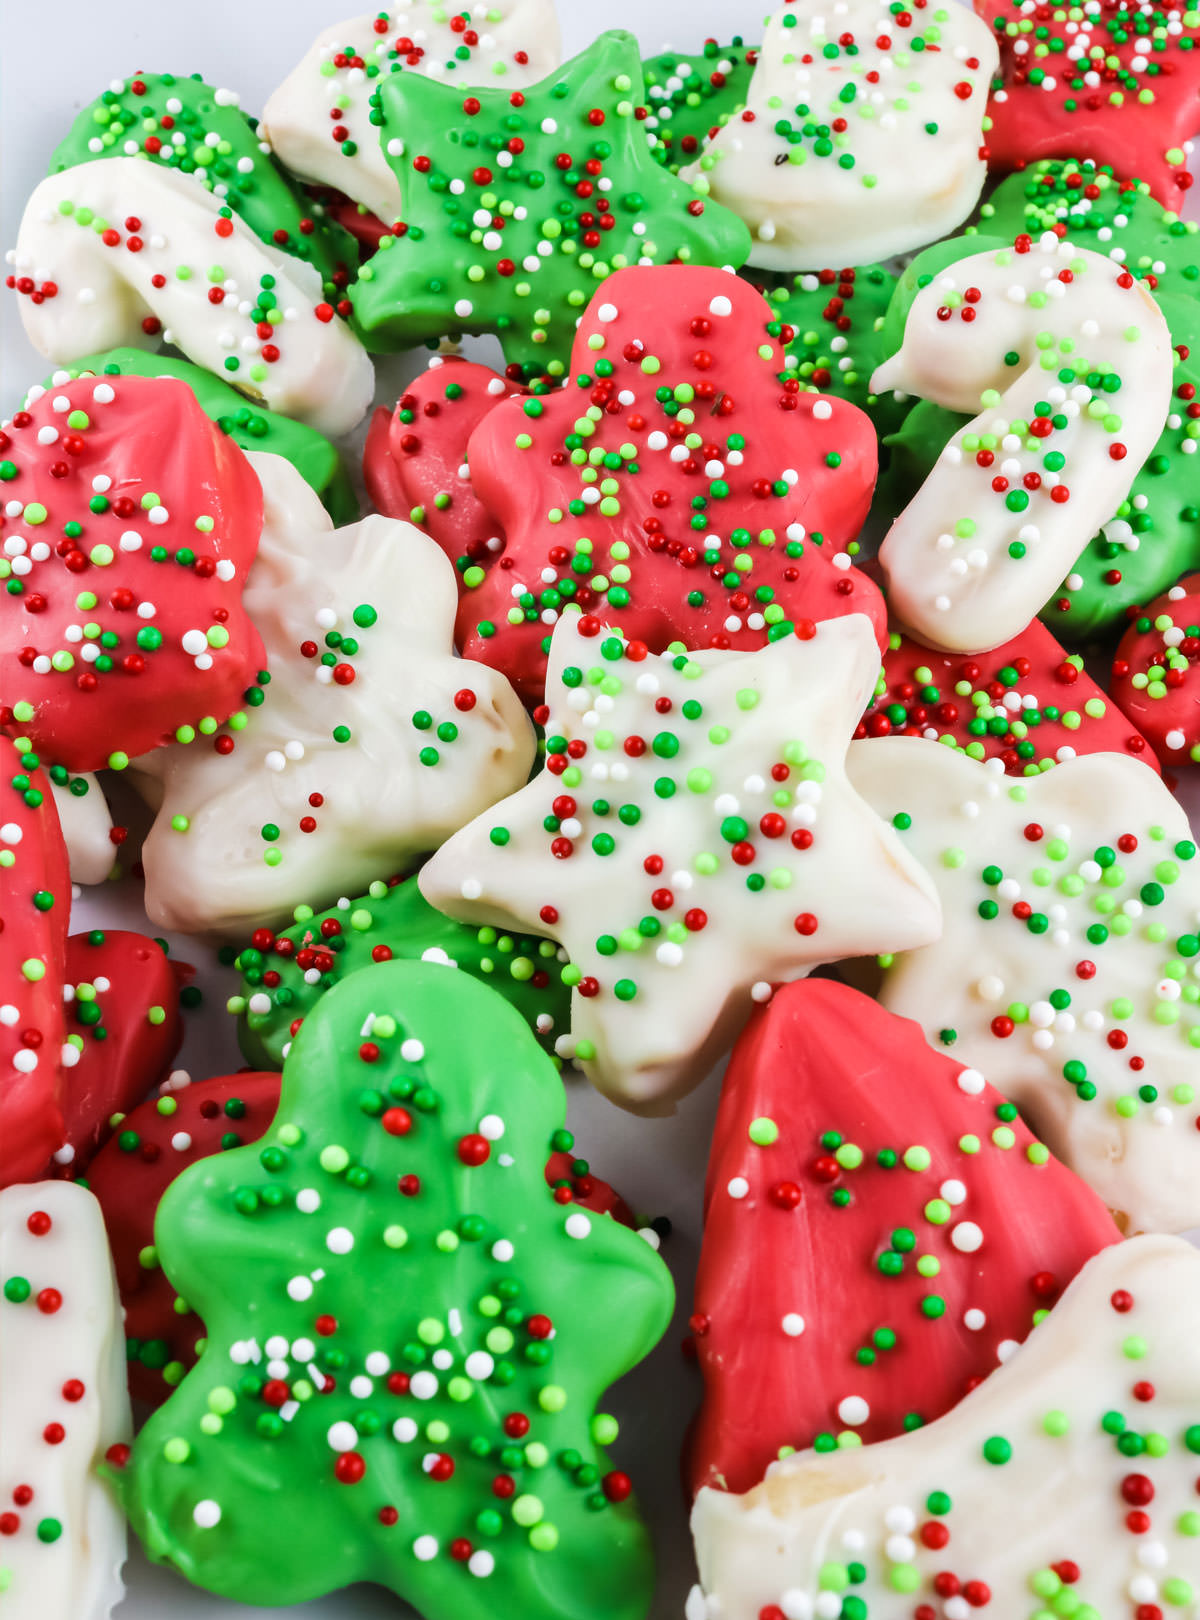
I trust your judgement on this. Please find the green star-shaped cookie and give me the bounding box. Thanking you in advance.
[642,39,758,173]
[350,29,753,376]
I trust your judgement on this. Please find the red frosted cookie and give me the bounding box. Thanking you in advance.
[977,0,1200,206]
[1111,574,1200,763]
[0,374,264,772]
[373,266,882,705]
[54,930,187,1175]
[858,617,1158,775]
[686,978,1119,1497]
[0,735,70,1186]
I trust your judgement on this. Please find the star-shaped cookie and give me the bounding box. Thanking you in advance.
[420,609,941,1113]
[349,30,753,374]
[135,452,535,938]
[849,735,1200,1233]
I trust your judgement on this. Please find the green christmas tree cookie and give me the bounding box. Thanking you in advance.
[49,71,356,299]
[642,40,758,173]
[229,875,572,1069]
[119,959,673,1620]
[350,30,753,376]
[33,350,357,526]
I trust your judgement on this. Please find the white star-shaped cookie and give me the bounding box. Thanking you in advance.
[420,610,941,1112]
[691,1235,1200,1620]
[135,452,535,938]
[849,736,1200,1233]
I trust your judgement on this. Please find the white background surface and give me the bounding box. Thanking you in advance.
[1,4,752,1618]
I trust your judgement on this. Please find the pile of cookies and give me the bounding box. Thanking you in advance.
[4,3,1200,1619]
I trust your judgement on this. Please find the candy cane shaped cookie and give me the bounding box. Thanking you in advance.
[8,158,373,438]
[875,232,1173,652]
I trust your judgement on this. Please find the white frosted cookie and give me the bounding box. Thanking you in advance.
[420,610,941,1113]
[8,159,373,438]
[848,735,1200,1233]
[682,0,997,270]
[0,1181,131,1620]
[691,1234,1200,1620]
[261,1,562,225]
[135,452,535,938]
[875,232,1173,652]
[50,777,113,887]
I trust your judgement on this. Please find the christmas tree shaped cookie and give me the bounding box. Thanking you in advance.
[691,1235,1200,1620]
[349,30,753,375]
[688,978,1119,1497]
[119,960,674,1619]
[849,735,1200,1233]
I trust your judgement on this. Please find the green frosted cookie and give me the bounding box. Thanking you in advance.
[119,959,673,1620]
[50,71,356,298]
[229,876,572,1069]
[643,40,758,173]
[32,349,357,526]
[349,30,752,376]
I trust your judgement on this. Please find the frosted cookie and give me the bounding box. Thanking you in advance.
[691,1235,1200,1620]
[49,772,113,885]
[49,71,356,297]
[32,353,357,526]
[261,1,562,231]
[1112,576,1200,764]
[119,959,674,1620]
[977,0,1200,208]
[0,1181,131,1620]
[420,610,941,1113]
[681,0,997,270]
[348,30,753,376]
[858,616,1158,774]
[135,452,535,937]
[8,158,373,437]
[688,977,1119,1497]
[229,874,571,1068]
[643,40,759,173]
[0,373,265,775]
[874,231,1174,652]
[849,734,1200,1233]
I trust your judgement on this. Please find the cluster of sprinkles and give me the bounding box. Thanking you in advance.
[0,374,264,774]
[49,72,354,296]
[1111,575,1200,760]
[980,0,1200,204]
[117,961,672,1620]
[642,40,759,172]
[689,978,1118,1498]
[857,617,1157,773]
[690,1237,1200,1620]
[349,29,753,374]
[763,262,902,430]
[227,873,570,1068]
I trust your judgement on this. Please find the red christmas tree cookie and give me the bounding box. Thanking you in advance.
[1111,574,1200,763]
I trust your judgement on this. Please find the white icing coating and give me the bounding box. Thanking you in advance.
[875,234,1173,652]
[681,0,997,269]
[50,776,112,886]
[261,1,562,223]
[134,452,535,937]
[10,159,373,438]
[420,611,941,1112]
[849,735,1200,1233]
[0,1181,130,1620]
[692,1236,1200,1620]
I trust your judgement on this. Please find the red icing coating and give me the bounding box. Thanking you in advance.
[858,617,1159,774]
[975,0,1200,205]
[0,735,69,1186]
[1111,574,1200,762]
[319,191,391,252]
[56,930,187,1174]
[0,374,265,771]
[686,978,1120,1497]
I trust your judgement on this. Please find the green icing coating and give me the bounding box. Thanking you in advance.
[642,39,759,173]
[119,959,672,1619]
[34,349,357,526]
[50,71,356,298]
[229,875,572,1069]
[875,235,1200,637]
[349,29,752,376]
